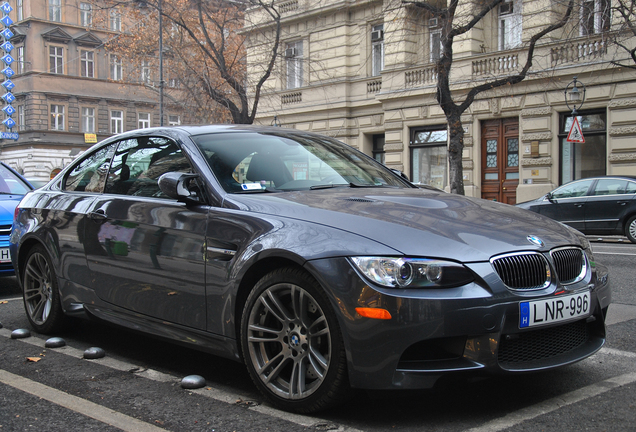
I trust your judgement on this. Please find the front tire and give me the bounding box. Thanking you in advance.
[626,215,636,244]
[22,245,68,334]
[240,268,350,413]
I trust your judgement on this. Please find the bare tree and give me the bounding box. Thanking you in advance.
[403,0,575,195]
[611,0,636,69]
[108,0,283,124]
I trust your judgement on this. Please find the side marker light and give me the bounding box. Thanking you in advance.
[355,307,392,320]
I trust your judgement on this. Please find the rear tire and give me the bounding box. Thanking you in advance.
[240,267,351,413]
[626,215,636,244]
[22,245,68,334]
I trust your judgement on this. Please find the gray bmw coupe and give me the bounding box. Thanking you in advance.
[10,125,611,413]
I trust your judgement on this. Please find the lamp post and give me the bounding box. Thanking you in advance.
[564,76,586,115]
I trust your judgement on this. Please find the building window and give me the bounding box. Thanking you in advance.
[430,28,442,62]
[18,105,25,131]
[110,55,122,80]
[559,110,606,183]
[80,2,92,27]
[16,46,24,74]
[82,107,95,133]
[168,115,180,125]
[111,110,123,134]
[141,60,151,84]
[371,24,384,76]
[138,112,150,129]
[580,0,611,35]
[80,50,94,78]
[410,127,448,190]
[17,0,23,21]
[49,46,64,74]
[50,104,65,131]
[285,41,303,89]
[499,0,523,50]
[110,9,122,31]
[49,0,61,22]
[499,0,522,50]
[372,135,385,164]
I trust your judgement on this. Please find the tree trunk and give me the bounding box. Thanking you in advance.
[446,112,465,196]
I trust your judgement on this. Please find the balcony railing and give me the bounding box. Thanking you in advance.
[551,36,607,65]
[281,91,302,104]
[472,53,519,76]
[279,0,299,13]
[367,79,382,93]
[405,66,437,87]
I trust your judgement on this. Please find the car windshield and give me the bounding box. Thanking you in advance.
[191,131,410,193]
[0,164,32,195]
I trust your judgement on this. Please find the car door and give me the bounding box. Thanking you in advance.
[51,143,117,288]
[542,179,594,231]
[84,136,208,330]
[583,178,630,234]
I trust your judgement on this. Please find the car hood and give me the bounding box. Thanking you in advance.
[0,195,21,224]
[226,188,583,262]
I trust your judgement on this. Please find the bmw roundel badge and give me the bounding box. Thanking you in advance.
[527,235,544,247]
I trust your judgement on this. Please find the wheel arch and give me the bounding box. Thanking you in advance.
[15,236,49,284]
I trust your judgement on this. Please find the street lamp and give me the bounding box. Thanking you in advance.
[564,76,586,115]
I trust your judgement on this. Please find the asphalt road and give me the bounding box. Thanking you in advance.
[1,240,635,431]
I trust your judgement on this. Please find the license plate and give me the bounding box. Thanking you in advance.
[0,247,10,263]
[519,291,590,328]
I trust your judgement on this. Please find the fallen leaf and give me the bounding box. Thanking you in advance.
[167,291,177,296]
[26,357,41,363]
[0,300,8,304]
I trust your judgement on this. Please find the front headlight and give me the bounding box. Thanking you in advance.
[350,257,474,288]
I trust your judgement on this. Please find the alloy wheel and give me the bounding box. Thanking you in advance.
[246,283,331,400]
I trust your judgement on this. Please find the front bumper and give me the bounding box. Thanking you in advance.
[306,257,611,390]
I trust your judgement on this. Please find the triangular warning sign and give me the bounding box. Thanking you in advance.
[567,116,585,143]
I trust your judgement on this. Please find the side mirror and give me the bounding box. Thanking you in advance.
[390,168,410,181]
[546,192,555,203]
[158,172,202,203]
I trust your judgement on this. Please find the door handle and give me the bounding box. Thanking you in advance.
[574,204,584,208]
[89,209,107,220]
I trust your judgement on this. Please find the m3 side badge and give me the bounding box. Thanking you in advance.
[527,235,544,247]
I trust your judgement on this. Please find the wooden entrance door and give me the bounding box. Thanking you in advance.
[481,119,519,204]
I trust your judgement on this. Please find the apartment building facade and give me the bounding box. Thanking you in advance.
[246,0,636,203]
[0,0,188,182]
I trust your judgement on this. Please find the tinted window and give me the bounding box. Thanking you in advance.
[627,181,636,194]
[64,144,116,192]
[104,137,192,198]
[592,179,629,196]
[551,179,594,199]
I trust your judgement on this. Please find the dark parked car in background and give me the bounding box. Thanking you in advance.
[0,161,33,276]
[10,126,611,413]
[516,176,636,243]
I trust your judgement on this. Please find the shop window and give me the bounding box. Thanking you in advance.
[373,135,385,164]
[559,110,606,184]
[410,127,448,189]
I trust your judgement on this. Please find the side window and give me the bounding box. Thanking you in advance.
[64,144,117,192]
[627,181,636,194]
[592,179,628,196]
[551,179,593,199]
[104,136,193,198]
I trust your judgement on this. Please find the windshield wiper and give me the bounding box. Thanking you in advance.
[309,183,350,190]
